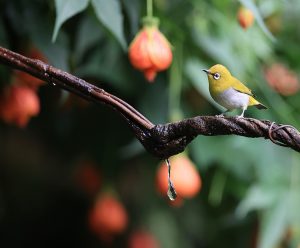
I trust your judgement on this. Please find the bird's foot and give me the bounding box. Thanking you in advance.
[237,109,246,119]
[236,115,244,119]
[215,114,224,118]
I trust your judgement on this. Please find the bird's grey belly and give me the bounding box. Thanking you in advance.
[214,88,250,110]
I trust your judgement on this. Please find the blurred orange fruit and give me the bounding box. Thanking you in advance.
[238,7,255,30]
[13,47,47,90]
[74,160,101,196]
[264,63,299,96]
[0,85,40,127]
[156,154,201,199]
[89,193,128,241]
[128,230,160,248]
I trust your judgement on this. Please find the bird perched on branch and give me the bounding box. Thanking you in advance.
[203,64,267,117]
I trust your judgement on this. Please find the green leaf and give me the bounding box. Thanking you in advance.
[122,0,141,36]
[258,194,289,248]
[24,3,70,71]
[238,0,276,42]
[74,15,104,63]
[236,185,279,218]
[52,0,89,42]
[288,158,300,242]
[91,0,126,50]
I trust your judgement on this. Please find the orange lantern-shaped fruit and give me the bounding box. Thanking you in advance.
[129,18,173,82]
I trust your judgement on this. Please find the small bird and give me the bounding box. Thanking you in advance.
[203,64,267,117]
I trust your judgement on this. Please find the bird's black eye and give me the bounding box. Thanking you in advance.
[213,73,221,80]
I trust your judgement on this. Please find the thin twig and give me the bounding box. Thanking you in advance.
[268,122,299,147]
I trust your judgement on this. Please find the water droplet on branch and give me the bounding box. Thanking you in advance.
[165,158,177,201]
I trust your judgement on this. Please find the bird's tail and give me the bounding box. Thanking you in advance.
[249,97,267,109]
[255,103,267,109]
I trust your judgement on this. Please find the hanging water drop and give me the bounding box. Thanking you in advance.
[165,158,177,201]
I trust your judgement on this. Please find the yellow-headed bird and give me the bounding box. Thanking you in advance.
[203,64,267,117]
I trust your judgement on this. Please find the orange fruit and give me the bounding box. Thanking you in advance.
[156,154,201,199]
[238,7,255,30]
[128,230,160,248]
[128,25,172,82]
[89,193,128,241]
[74,160,101,195]
[0,85,40,127]
[264,63,299,96]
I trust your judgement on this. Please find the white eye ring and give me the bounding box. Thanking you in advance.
[213,73,221,80]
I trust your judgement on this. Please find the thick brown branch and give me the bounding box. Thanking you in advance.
[149,117,300,158]
[0,46,154,130]
[0,46,300,159]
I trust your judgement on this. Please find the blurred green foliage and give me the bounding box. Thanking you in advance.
[1,0,300,247]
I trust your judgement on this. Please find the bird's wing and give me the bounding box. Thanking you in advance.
[231,77,254,96]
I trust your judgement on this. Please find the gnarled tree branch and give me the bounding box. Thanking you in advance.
[0,46,299,159]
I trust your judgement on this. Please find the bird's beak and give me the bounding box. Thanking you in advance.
[202,69,211,75]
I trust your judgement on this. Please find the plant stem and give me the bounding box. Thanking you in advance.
[169,42,183,122]
[147,0,153,18]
